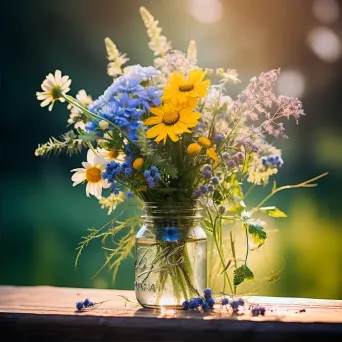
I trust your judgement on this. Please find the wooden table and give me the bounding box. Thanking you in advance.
[0,286,341,341]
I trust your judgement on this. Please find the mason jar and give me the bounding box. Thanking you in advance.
[134,202,207,308]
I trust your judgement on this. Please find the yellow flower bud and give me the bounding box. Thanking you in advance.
[198,136,211,148]
[133,157,144,169]
[187,143,202,156]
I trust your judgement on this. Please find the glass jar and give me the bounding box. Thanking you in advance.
[134,202,207,308]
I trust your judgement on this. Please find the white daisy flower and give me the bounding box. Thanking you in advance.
[67,89,93,130]
[71,149,110,199]
[97,147,126,163]
[36,70,71,111]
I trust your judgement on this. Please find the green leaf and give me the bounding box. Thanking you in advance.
[259,206,287,218]
[233,265,254,286]
[203,219,213,229]
[213,189,223,205]
[220,259,232,275]
[247,222,267,247]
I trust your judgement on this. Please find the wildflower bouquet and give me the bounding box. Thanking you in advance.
[35,7,326,307]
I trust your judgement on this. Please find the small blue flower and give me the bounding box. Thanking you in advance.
[83,298,94,308]
[222,152,230,160]
[251,307,259,316]
[150,166,158,176]
[159,227,180,242]
[146,177,156,188]
[211,177,219,185]
[126,191,133,198]
[202,169,212,179]
[189,298,200,309]
[203,164,212,171]
[204,288,212,299]
[214,133,225,143]
[202,301,209,311]
[182,300,190,310]
[230,300,239,310]
[193,189,202,198]
[197,297,203,305]
[208,185,214,192]
[76,301,84,311]
[124,167,133,177]
[259,307,266,316]
[227,160,236,168]
[222,297,229,305]
[207,297,215,308]
[238,298,245,306]
[143,170,151,178]
[261,155,284,168]
[200,185,209,194]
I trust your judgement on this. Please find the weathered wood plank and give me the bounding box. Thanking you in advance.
[0,286,341,341]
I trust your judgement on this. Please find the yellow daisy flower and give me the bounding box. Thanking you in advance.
[145,103,202,143]
[187,143,202,156]
[36,70,71,111]
[162,69,210,105]
[97,148,125,163]
[198,136,211,147]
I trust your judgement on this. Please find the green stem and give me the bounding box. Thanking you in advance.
[207,209,234,294]
[230,231,237,295]
[244,224,249,265]
[254,172,328,211]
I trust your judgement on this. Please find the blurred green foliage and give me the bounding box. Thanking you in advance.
[2,0,341,299]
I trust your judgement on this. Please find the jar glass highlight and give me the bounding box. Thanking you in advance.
[134,202,207,308]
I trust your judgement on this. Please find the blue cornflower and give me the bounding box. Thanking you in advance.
[208,185,214,192]
[214,133,225,143]
[218,206,226,214]
[207,297,215,308]
[182,300,190,310]
[202,169,212,179]
[150,166,159,176]
[83,298,94,308]
[204,288,212,299]
[143,170,151,178]
[203,164,212,171]
[238,298,245,306]
[124,167,133,177]
[111,182,120,195]
[193,189,202,198]
[153,172,161,181]
[200,185,209,194]
[211,177,219,185]
[158,227,180,242]
[197,297,203,305]
[146,177,156,188]
[202,301,209,311]
[76,301,84,311]
[222,152,230,160]
[230,300,240,311]
[222,297,229,305]
[189,298,200,309]
[126,191,133,198]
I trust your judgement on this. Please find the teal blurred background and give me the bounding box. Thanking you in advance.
[2,0,342,299]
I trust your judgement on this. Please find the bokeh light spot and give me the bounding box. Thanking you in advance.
[189,0,223,24]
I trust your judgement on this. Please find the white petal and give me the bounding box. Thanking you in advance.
[48,102,54,111]
[94,155,106,166]
[61,79,71,89]
[82,162,91,169]
[87,149,95,164]
[54,70,62,84]
[71,168,85,172]
[71,170,86,182]
[93,184,103,199]
[40,97,52,107]
[36,93,49,100]
[86,182,91,197]
[102,179,111,188]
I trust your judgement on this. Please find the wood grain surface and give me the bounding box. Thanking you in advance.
[0,286,341,341]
